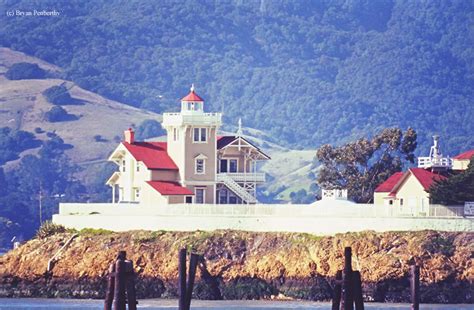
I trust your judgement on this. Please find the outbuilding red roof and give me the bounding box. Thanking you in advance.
[453,150,474,160]
[181,90,204,102]
[122,142,178,170]
[146,181,193,195]
[374,172,404,192]
[408,168,447,191]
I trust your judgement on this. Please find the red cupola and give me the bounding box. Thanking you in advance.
[181,84,204,102]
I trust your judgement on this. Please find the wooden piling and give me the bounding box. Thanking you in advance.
[125,260,138,310]
[332,270,342,310]
[114,253,126,310]
[178,248,187,310]
[352,271,364,310]
[410,265,420,310]
[341,247,354,310]
[184,253,199,310]
[104,263,115,310]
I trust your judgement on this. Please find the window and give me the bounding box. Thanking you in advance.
[173,128,178,141]
[389,200,393,205]
[229,159,238,173]
[400,199,404,206]
[193,128,207,142]
[219,189,228,204]
[122,160,126,172]
[135,188,140,199]
[195,158,205,174]
[228,192,237,204]
[185,196,193,204]
[136,162,140,172]
[195,188,205,204]
[220,159,228,173]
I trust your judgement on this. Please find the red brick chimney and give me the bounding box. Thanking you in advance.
[124,128,135,144]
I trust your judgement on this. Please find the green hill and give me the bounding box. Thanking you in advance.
[2,0,472,155]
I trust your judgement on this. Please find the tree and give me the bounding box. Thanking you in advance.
[5,62,46,80]
[430,157,474,205]
[42,85,73,105]
[316,127,417,203]
[135,119,165,140]
[44,106,76,122]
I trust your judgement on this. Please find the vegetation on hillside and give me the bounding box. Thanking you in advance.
[42,85,74,105]
[316,127,417,202]
[2,0,472,154]
[0,127,41,164]
[430,157,474,205]
[5,62,46,80]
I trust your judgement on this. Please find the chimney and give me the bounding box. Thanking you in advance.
[124,128,135,144]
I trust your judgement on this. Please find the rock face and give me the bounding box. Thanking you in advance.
[0,230,472,303]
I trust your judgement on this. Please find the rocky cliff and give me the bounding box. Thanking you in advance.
[0,230,472,303]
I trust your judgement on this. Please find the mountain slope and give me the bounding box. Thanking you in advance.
[2,0,473,155]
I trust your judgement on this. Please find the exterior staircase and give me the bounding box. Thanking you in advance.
[217,174,257,204]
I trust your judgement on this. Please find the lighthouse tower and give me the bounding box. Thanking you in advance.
[161,85,222,203]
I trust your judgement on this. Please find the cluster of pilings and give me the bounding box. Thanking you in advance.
[104,251,137,310]
[332,247,420,310]
[103,247,421,309]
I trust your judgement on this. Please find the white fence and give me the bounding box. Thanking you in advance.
[53,202,473,235]
[58,202,467,218]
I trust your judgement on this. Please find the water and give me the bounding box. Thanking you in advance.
[0,299,472,310]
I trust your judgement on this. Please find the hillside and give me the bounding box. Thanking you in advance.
[0,47,315,201]
[2,0,473,155]
[0,230,472,303]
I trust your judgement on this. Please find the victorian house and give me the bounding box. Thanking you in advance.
[106,85,270,205]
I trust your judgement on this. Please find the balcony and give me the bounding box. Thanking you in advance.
[418,156,452,169]
[217,172,266,183]
[162,112,222,127]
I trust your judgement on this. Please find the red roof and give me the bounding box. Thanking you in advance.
[122,142,178,170]
[146,181,193,196]
[453,150,474,160]
[181,90,203,102]
[374,172,404,192]
[409,168,447,191]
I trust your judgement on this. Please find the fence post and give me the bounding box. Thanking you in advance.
[410,265,420,310]
[113,251,126,310]
[178,248,187,310]
[332,270,342,310]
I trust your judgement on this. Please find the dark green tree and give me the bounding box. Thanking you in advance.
[135,119,165,140]
[316,127,417,203]
[5,62,46,80]
[42,85,72,105]
[430,157,474,205]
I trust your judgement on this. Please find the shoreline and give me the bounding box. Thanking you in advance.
[0,230,472,303]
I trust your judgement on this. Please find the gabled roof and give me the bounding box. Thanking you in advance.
[181,90,204,102]
[453,150,474,160]
[217,135,271,160]
[374,172,404,192]
[146,181,193,195]
[122,142,178,170]
[408,168,447,191]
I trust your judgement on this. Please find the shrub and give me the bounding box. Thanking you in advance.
[42,85,72,105]
[34,127,44,134]
[36,221,67,239]
[44,106,75,122]
[5,62,46,80]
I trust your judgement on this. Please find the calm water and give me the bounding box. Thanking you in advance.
[0,299,472,310]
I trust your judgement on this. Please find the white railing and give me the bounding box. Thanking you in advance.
[217,174,257,204]
[162,112,222,126]
[58,202,468,219]
[418,156,452,169]
[217,172,265,183]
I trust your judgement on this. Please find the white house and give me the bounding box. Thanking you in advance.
[106,85,270,205]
